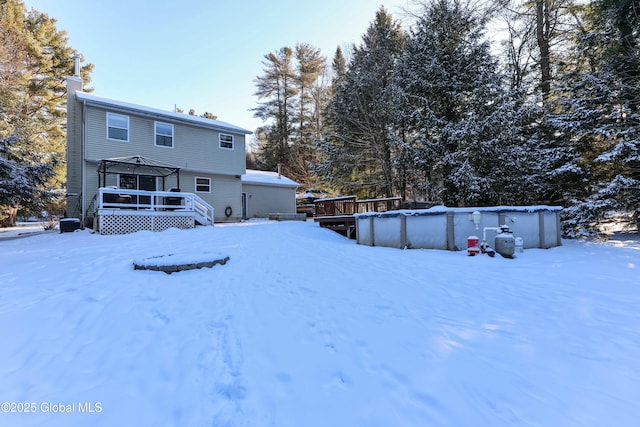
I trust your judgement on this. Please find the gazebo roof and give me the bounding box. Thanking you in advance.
[97,156,180,177]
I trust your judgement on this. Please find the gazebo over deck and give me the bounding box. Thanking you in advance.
[97,155,181,191]
[90,156,214,234]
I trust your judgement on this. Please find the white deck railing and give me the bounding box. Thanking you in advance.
[98,187,214,226]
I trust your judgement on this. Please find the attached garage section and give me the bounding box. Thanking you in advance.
[241,170,299,219]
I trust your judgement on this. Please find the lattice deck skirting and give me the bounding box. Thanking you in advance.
[97,210,195,235]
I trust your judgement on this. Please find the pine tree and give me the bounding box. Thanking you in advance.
[555,0,640,236]
[319,7,406,198]
[290,43,326,183]
[0,0,93,226]
[252,45,330,184]
[0,135,57,215]
[331,47,347,86]
[392,0,509,206]
[252,47,298,173]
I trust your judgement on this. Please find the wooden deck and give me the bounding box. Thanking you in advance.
[314,196,402,239]
[94,187,214,234]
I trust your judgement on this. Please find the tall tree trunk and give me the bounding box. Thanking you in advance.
[0,206,19,228]
[382,141,394,197]
[536,0,552,103]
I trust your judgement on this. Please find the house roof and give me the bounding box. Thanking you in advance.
[76,91,252,135]
[242,170,299,188]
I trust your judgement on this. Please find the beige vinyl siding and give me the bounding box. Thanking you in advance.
[212,174,242,222]
[242,184,297,218]
[83,106,245,175]
[82,163,101,217]
[177,172,242,222]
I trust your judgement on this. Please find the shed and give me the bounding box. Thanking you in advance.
[241,170,299,219]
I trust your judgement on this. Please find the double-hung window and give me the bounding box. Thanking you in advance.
[155,122,174,148]
[219,134,234,150]
[107,113,129,141]
[195,177,211,193]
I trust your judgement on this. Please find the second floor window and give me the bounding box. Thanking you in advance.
[155,122,174,148]
[219,134,234,150]
[107,113,129,141]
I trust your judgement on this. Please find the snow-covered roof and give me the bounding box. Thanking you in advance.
[75,91,252,135]
[241,169,299,188]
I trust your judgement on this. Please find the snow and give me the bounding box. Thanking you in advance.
[356,205,563,218]
[1,220,639,426]
[132,252,229,267]
[0,223,51,239]
[241,170,299,188]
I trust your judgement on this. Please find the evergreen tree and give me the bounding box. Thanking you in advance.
[319,7,405,198]
[252,45,330,184]
[252,47,298,173]
[331,46,347,86]
[392,0,508,206]
[0,135,57,215]
[491,0,595,226]
[554,0,640,236]
[290,43,326,183]
[0,0,93,226]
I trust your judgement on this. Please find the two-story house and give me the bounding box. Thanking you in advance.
[65,69,259,234]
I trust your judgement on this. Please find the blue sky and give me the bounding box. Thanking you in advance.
[25,0,412,138]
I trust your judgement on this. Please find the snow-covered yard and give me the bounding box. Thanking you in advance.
[0,220,639,426]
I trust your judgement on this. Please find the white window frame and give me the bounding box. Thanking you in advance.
[106,112,129,142]
[219,133,234,150]
[154,121,174,148]
[195,176,211,193]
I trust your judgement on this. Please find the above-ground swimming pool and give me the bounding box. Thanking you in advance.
[355,205,563,251]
